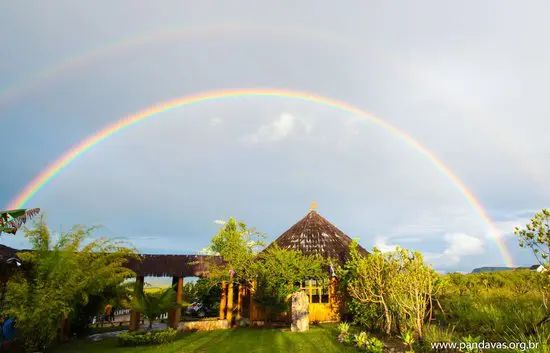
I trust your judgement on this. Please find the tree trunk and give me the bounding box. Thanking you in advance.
[417,314,423,340]
[382,302,392,335]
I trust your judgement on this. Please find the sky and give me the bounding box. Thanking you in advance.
[1,1,549,276]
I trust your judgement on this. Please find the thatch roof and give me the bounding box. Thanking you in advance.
[0,244,19,261]
[0,244,223,278]
[125,254,224,277]
[266,209,369,262]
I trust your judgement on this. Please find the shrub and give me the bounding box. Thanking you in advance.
[354,331,370,348]
[366,337,384,353]
[117,328,177,346]
[337,322,351,335]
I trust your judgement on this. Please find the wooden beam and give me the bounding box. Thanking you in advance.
[129,276,144,332]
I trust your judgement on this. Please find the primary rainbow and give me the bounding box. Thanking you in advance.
[6,88,515,266]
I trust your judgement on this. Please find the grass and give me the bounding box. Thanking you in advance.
[53,325,359,353]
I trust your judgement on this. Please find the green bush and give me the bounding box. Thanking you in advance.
[117,328,178,346]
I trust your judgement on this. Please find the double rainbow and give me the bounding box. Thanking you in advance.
[6,88,514,266]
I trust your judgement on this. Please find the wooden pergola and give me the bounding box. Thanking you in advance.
[124,254,224,331]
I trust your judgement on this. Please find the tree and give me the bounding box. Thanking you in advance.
[515,209,550,328]
[515,209,550,269]
[342,244,396,335]
[4,218,136,352]
[388,248,436,340]
[0,208,40,235]
[201,217,265,284]
[129,284,178,330]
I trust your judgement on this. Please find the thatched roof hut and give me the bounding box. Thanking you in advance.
[266,204,369,262]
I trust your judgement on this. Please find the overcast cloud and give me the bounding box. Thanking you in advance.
[1,1,549,275]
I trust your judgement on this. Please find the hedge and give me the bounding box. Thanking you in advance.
[117,328,178,346]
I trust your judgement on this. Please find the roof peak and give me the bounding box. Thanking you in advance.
[267,208,370,262]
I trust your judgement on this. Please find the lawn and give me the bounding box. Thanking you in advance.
[53,325,360,353]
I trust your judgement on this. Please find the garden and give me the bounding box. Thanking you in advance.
[0,209,548,352]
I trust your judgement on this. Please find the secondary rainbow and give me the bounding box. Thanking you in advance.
[6,88,515,266]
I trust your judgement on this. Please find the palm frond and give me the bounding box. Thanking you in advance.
[0,208,41,235]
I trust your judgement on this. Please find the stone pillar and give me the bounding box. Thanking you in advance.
[226,280,234,325]
[219,281,227,320]
[169,276,184,329]
[236,283,243,320]
[291,291,309,332]
[129,275,144,332]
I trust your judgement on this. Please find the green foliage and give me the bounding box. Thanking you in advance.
[202,217,265,283]
[366,337,384,353]
[515,209,550,267]
[341,242,435,338]
[438,270,549,338]
[0,208,40,235]
[502,325,549,353]
[416,324,456,352]
[116,328,177,346]
[4,218,136,352]
[353,331,369,348]
[337,322,350,335]
[388,248,435,339]
[343,298,382,331]
[339,329,384,353]
[251,245,327,320]
[72,281,134,337]
[459,334,482,353]
[337,322,352,344]
[181,278,221,315]
[340,244,396,334]
[130,284,178,329]
[400,330,415,351]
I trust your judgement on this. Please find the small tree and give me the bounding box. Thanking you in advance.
[515,209,550,269]
[129,284,178,330]
[342,244,396,335]
[389,248,436,340]
[515,209,550,327]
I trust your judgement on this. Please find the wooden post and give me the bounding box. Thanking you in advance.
[59,315,70,342]
[249,280,256,321]
[226,280,234,325]
[170,276,184,329]
[129,276,144,332]
[219,281,227,320]
[236,283,243,320]
[308,280,313,304]
[167,277,177,326]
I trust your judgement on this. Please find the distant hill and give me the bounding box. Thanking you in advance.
[471,267,515,273]
[471,265,539,273]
